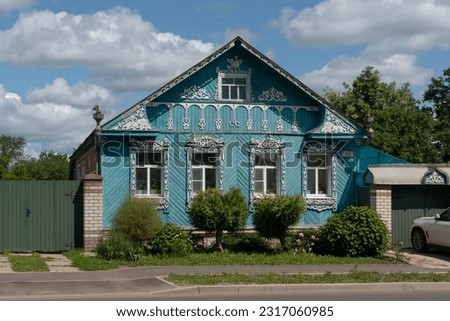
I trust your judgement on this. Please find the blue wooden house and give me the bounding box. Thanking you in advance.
[71,37,403,230]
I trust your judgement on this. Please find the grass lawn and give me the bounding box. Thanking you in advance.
[7,253,49,272]
[65,249,399,271]
[166,271,450,285]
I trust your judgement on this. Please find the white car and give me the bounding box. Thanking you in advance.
[410,207,450,252]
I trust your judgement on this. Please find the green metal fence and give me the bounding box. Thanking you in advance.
[392,185,450,248]
[0,180,83,252]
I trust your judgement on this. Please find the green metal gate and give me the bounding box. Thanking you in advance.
[0,180,83,252]
[392,185,450,248]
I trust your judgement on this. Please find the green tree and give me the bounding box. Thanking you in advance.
[7,152,70,180]
[188,187,248,252]
[253,195,305,250]
[0,135,26,179]
[325,66,438,163]
[423,66,450,162]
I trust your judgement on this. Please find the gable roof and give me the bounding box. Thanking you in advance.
[103,36,363,133]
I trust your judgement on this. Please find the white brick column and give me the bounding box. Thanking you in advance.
[83,173,103,251]
[370,184,392,234]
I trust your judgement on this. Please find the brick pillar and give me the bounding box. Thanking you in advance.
[83,173,103,251]
[370,184,392,234]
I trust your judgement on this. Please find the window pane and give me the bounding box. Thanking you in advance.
[307,169,316,194]
[255,181,264,193]
[239,86,246,99]
[136,168,148,193]
[266,168,277,194]
[137,152,162,166]
[255,168,264,180]
[193,181,203,193]
[230,86,238,99]
[150,168,161,194]
[205,168,216,188]
[192,168,202,180]
[192,153,218,166]
[307,154,326,167]
[256,152,277,166]
[317,169,328,194]
[221,86,229,99]
[222,78,233,84]
[234,78,246,85]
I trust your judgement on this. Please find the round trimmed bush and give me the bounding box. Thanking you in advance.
[253,194,305,250]
[317,206,389,257]
[113,198,163,244]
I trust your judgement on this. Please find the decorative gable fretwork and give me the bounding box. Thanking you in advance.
[150,102,318,133]
[258,87,287,102]
[423,169,448,185]
[112,107,154,131]
[320,109,356,134]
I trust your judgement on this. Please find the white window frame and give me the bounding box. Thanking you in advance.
[306,153,332,198]
[218,72,250,102]
[254,151,279,196]
[135,151,164,198]
[191,152,218,193]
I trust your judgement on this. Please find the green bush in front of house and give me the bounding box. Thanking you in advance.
[253,195,305,250]
[188,187,248,252]
[95,230,144,261]
[317,206,389,257]
[113,198,163,244]
[149,223,193,257]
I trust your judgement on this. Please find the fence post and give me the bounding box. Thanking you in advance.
[83,173,103,251]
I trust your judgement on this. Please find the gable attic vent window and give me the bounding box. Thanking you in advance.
[218,73,250,101]
[218,73,250,102]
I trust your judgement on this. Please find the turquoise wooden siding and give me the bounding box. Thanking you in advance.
[98,38,407,229]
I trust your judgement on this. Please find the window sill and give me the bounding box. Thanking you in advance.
[134,194,163,199]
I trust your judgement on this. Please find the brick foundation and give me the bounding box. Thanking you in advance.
[83,173,103,251]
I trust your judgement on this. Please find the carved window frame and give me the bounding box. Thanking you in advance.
[249,137,286,210]
[302,142,337,212]
[186,136,224,205]
[130,139,170,213]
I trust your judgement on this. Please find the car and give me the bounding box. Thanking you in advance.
[410,207,450,253]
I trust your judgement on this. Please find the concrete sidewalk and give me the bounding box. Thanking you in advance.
[0,250,450,300]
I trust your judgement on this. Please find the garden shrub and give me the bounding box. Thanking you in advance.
[113,198,163,244]
[289,228,321,254]
[149,223,193,257]
[253,194,305,250]
[95,230,143,261]
[189,187,248,252]
[216,234,271,253]
[317,206,389,257]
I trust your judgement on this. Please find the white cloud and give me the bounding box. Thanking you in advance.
[0,8,214,91]
[300,52,433,94]
[0,81,115,156]
[274,0,450,94]
[276,0,450,53]
[0,0,35,13]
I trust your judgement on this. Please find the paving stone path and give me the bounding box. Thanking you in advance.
[0,254,79,273]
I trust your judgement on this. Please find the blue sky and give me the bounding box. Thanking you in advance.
[1,0,449,156]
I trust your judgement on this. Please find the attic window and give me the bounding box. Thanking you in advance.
[218,73,250,102]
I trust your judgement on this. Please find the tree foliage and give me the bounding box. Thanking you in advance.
[325,66,438,163]
[188,187,248,252]
[7,152,70,180]
[253,195,305,250]
[423,66,450,162]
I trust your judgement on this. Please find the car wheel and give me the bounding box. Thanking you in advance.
[411,229,428,253]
